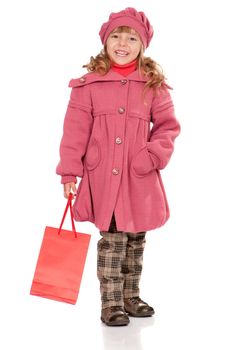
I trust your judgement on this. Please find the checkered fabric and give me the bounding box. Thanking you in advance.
[97,212,146,308]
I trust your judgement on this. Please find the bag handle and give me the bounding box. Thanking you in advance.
[58,193,77,238]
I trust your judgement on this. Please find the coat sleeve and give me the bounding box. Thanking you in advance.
[146,85,181,170]
[56,83,93,184]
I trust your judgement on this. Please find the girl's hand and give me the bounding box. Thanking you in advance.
[63,182,77,199]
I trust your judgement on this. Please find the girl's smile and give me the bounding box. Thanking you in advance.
[115,49,129,57]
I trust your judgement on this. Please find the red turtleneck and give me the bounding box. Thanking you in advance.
[111,59,137,77]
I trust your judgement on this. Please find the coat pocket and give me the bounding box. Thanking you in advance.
[84,137,101,171]
[130,145,155,178]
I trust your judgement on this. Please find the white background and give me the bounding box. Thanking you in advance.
[0,0,232,349]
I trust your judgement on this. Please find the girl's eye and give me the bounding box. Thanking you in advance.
[110,34,137,42]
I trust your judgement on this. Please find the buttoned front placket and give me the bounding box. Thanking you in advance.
[102,78,129,230]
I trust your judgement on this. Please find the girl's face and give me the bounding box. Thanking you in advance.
[106,28,142,65]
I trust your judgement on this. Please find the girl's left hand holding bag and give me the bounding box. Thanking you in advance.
[63,182,77,199]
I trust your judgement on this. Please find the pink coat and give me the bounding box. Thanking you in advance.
[56,69,181,233]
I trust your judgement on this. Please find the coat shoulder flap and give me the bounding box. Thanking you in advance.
[68,72,104,88]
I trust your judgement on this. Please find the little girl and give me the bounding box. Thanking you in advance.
[56,7,180,326]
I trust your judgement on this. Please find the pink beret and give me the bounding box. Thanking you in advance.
[99,7,154,49]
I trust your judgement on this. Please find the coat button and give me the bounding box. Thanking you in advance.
[79,77,86,83]
[118,107,125,114]
[115,137,122,144]
[121,79,127,85]
[112,168,119,175]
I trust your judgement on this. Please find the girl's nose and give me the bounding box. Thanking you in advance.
[118,37,127,46]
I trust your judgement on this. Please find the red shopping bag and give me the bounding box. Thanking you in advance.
[30,193,91,304]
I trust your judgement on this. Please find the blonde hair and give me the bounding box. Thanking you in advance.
[82,26,168,98]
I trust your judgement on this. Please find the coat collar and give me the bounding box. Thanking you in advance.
[68,69,149,88]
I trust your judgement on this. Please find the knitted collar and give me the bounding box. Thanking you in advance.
[110,59,137,77]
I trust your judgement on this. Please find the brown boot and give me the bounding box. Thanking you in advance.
[101,306,130,326]
[124,297,155,317]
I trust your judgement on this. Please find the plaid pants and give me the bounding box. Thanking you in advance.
[97,212,146,309]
